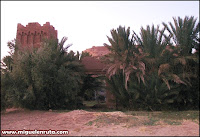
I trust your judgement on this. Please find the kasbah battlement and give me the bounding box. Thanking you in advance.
[16,22,58,49]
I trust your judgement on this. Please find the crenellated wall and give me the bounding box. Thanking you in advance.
[16,22,57,49]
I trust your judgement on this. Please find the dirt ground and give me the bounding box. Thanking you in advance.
[1,108,199,136]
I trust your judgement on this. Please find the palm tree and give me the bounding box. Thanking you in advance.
[32,37,84,109]
[133,25,188,89]
[131,24,194,110]
[163,16,199,109]
[104,26,146,89]
[103,26,146,108]
[162,16,199,55]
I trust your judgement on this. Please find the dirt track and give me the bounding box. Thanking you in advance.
[1,108,199,136]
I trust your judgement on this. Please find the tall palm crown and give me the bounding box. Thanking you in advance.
[163,16,199,86]
[133,25,170,73]
[163,16,199,55]
[104,26,146,89]
[133,25,187,89]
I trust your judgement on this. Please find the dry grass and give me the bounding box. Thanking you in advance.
[86,110,199,127]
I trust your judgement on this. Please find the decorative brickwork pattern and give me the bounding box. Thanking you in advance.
[16,22,57,49]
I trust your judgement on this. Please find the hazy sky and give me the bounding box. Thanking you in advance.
[1,1,199,59]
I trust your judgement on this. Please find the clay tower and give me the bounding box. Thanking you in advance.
[16,22,57,49]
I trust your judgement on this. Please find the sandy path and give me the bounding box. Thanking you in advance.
[1,108,199,136]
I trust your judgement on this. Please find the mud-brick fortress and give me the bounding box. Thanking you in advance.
[16,22,57,49]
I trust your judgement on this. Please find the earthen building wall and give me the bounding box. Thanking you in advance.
[84,46,110,58]
[16,22,57,49]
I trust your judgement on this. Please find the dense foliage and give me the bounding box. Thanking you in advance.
[80,74,105,101]
[1,38,85,110]
[104,16,199,110]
